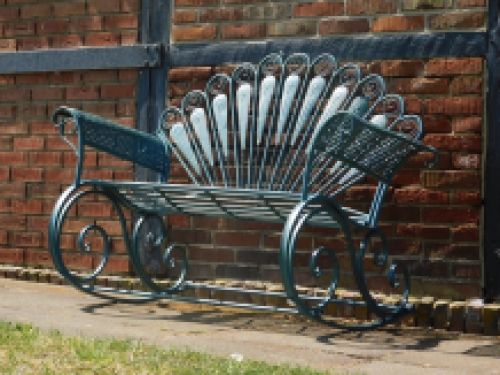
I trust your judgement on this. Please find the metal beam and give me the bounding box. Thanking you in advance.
[484,0,500,301]
[0,45,162,74]
[168,32,487,66]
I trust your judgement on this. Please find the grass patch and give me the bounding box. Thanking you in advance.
[0,321,339,374]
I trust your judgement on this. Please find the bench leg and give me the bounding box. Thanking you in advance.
[131,214,188,294]
[48,184,156,303]
[280,195,413,330]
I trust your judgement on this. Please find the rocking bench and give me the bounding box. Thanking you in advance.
[49,53,439,330]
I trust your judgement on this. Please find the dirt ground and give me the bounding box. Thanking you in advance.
[0,278,499,374]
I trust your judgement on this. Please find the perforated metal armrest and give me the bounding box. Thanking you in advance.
[303,112,440,198]
[52,106,170,186]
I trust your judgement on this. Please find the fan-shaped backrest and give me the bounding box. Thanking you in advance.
[156,53,422,198]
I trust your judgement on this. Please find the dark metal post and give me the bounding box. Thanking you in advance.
[484,0,500,300]
[134,0,171,275]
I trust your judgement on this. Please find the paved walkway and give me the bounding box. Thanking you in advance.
[0,278,499,374]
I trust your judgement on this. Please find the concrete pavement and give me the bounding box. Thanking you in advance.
[0,278,499,374]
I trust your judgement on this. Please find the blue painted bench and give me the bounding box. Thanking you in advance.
[49,53,439,330]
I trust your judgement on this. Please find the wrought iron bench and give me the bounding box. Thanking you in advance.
[49,53,439,330]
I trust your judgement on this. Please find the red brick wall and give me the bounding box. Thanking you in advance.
[168,0,487,300]
[0,0,488,300]
[0,0,141,274]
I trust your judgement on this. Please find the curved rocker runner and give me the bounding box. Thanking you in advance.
[49,53,439,330]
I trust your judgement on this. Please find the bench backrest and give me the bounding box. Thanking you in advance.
[156,53,424,199]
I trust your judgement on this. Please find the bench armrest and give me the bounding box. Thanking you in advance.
[304,111,439,198]
[52,106,170,186]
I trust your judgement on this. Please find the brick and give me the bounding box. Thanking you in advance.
[453,225,480,242]
[85,32,120,46]
[173,10,196,24]
[53,2,86,16]
[12,199,43,215]
[100,84,135,99]
[70,16,103,32]
[49,72,81,85]
[121,30,138,45]
[16,103,47,120]
[14,137,45,151]
[402,0,452,10]
[421,170,480,189]
[121,0,140,12]
[88,0,120,13]
[391,170,421,185]
[0,39,16,52]
[0,88,30,102]
[0,182,26,199]
[0,122,29,135]
[200,8,244,22]
[37,19,69,34]
[11,168,43,182]
[25,250,54,267]
[346,0,398,14]
[452,117,482,133]
[452,154,481,169]
[103,257,130,274]
[425,98,482,115]
[392,78,449,95]
[169,67,213,81]
[77,202,113,217]
[10,232,42,247]
[80,103,117,117]
[0,7,19,21]
[0,151,28,166]
[422,207,479,224]
[423,134,481,152]
[456,0,485,7]
[175,0,218,5]
[453,191,481,206]
[243,4,292,20]
[451,77,482,95]
[19,74,48,86]
[17,37,50,51]
[21,4,52,19]
[118,69,137,82]
[396,224,450,240]
[0,248,24,264]
[3,21,35,37]
[407,261,449,277]
[51,35,83,49]
[375,60,426,77]
[0,215,26,230]
[429,12,486,30]
[30,152,62,167]
[294,2,343,17]
[268,20,317,37]
[31,87,64,101]
[104,14,139,29]
[215,264,260,280]
[221,23,266,39]
[319,19,370,35]
[372,16,425,32]
[421,115,451,133]
[451,264,482,279]
[426,58,483,76]
[28,184,61,199]
[190,246,235,263]
[66,86,100,100]
[169,229,212,244]
[0,136,12,150]
[62,252,93,271]
[0,168,9,181]
[172,26,217,41]
[215,232,260,247]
